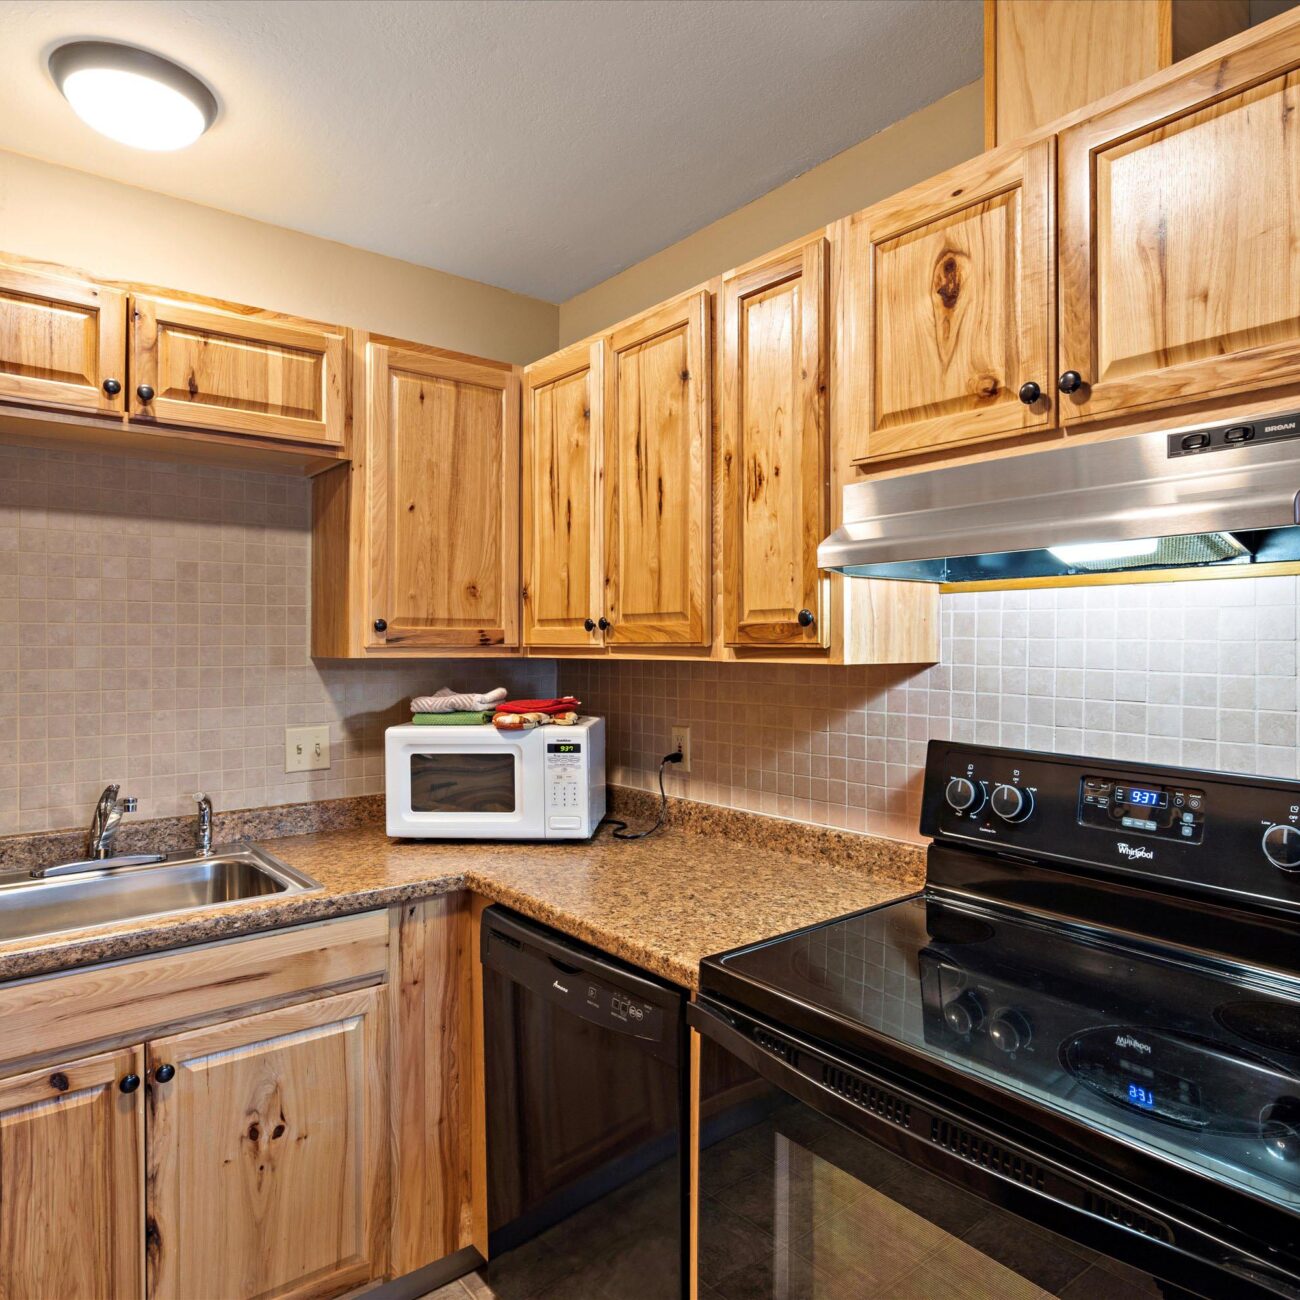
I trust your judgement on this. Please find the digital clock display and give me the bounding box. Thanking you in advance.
[547,742,580,754]
[1127,1082,1156,1109]
[1124,786,1166,809]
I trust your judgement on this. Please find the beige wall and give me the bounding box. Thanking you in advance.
[558,81,984,345]
[0,149,558,367]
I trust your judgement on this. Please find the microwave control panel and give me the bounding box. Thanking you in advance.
[546,740,586,812]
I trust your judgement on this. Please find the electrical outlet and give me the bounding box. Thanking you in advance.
[671,724,692,773]
[285,724,331,773]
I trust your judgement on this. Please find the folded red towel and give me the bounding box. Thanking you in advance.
[493,696,581,716]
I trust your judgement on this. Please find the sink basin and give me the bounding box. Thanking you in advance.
[0,844,322,943]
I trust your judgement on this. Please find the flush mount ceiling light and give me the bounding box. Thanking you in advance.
[48,41,217,151]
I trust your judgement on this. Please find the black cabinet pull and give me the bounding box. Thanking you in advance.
[1058,371,1084,394]
[1018,381,1042,405]
[597,617,611,631]
[136,384,155,403]
[102,378,121,396]
[119,1074,141,1094]
[583,618,596,632]
[373,618,387,633]
[797,609,815,627]
[154,1063,176,1083]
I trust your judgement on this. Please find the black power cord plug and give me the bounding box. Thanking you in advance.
[604,749,683,840]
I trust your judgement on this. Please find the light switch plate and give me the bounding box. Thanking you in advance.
[285,724,331,773]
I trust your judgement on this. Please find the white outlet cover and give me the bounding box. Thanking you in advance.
[285,724,331,773]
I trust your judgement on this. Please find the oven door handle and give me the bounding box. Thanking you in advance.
[687,998,1300,1300]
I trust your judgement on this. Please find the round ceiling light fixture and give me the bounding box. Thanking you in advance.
[48,41,217,151]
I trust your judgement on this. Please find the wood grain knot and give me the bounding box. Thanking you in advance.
[934,254,963,311]
[247,1122,261,1141]
[974,375,1000,398]
[48,1072,69,1092]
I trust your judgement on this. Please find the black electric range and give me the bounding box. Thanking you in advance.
[690,742,1300,1299]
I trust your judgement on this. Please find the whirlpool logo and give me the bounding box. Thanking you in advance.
[1115,1034,1152,1054]
[1116,841,1154,861]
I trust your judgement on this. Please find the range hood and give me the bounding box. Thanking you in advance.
[819,410,1300,584]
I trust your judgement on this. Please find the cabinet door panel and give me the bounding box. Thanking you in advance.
[131,296,346,445]
[523,342,604,648]
[1060,27,1300,421]
[604,291,711,646]
[841,140,1055,463]
[723,239,828,647]
[146,987,388,1300]
[366,343,520,650]
[0,1046,143,1299]
[0,264,127,415]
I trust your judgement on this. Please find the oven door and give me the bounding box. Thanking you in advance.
[690,999,1298,1300]
[385,725,544,838]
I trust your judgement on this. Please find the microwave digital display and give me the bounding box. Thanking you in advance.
[548,742,581,754]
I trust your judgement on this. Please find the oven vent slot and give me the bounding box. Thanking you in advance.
[930,1119,1047,1190]
[822,1064,912,1128]
[1081,1192,1173,1243]
[753,1027,799,1066]
[488,928,522,950]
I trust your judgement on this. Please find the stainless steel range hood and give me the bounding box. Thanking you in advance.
[819,411,1300,584]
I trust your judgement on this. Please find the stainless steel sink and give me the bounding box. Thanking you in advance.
[0,844,321,943]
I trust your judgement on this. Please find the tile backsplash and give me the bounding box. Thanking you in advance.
[0,445,554,837]
[563,576,1300,844]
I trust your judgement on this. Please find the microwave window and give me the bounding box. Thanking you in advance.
[410,753,516,813]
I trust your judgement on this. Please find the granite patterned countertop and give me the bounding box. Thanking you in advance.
[0,795,926,988]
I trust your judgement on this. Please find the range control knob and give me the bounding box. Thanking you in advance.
[1260,1097,1300,1162]
[991,783,1035,824]
[988,1009,1032,1054]
[1263,824,1300,871]
[942,990,985,1036]
[945,777,984,814]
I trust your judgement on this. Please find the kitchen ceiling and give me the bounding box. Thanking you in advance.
[0,0,982,302]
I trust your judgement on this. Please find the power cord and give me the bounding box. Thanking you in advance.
[604,750,683,840]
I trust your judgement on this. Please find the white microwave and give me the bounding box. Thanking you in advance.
[385,716,606,839]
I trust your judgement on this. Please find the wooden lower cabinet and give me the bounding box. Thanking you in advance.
[0,1046,144,1300]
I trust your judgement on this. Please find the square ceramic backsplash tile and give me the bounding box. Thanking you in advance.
[0,444,555,837]
[563,576,1300,844]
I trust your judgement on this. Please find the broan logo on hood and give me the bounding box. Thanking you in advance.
[1116,841,1155,861]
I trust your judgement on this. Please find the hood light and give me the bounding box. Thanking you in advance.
[48,41,217,151]
[1047,538,1161,565]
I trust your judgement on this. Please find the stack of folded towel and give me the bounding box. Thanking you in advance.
[410,687,507,725]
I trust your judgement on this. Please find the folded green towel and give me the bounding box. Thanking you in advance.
[412,710,494,725]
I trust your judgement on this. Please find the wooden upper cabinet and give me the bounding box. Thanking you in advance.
[1059,22,1300,424]
[130,295,347,445]
[842,139,1055,465]
[603,291,711,646]
[0,1046,143,1300]
[0,262,127,416]
[146,987,389,1300]
[722,238,829,649]
[365,338,520,651]
[522,341,605,648]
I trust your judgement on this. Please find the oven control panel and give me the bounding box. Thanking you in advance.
[921,740,1300,912]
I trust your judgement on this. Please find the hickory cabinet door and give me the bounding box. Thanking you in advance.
[603,291,712,647]
[722,237,829,648]
[129,295,347,445]
[1059,23,1300,423]
[0,1046,144,1300]
[840,138,1055,464]
[365,340,521,651]
[522,340,605,649]
[0,262,128,416]
[145,988,389,1300]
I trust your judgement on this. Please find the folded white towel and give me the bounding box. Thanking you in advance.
[411,687,508,714]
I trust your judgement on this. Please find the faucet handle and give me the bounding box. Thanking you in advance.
[193,791,210,805]
[118,796,138,813]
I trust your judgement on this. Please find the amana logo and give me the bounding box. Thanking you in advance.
[1116,841,1155,861]
[1115,1034,1152,1054]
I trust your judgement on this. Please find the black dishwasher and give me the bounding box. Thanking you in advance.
[481,905,689,1297]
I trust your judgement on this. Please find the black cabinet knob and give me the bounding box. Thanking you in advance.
[797,609,815,628]
[136,384,155,403]
[583,618,596,632]
[154,1063,176,1083]
[373,618,387,633]
[102,377,121,396]
[119,1074,141,1094]
[1058,371,1084,394]
[597,617,611,630]
[1018,381,1042,406]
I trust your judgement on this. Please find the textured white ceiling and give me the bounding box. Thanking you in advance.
[0,0,982,301]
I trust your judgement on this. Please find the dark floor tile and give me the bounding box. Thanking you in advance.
[874,1166,989,1238]
[1057,1261,1166,1300]
[959,1210,1093,1294]
[701,1126,778,1191]
[461,1236,574,1300]
[711,1249,844,1300]
[699,1194,777,1291]
[714,1150,865,1236]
